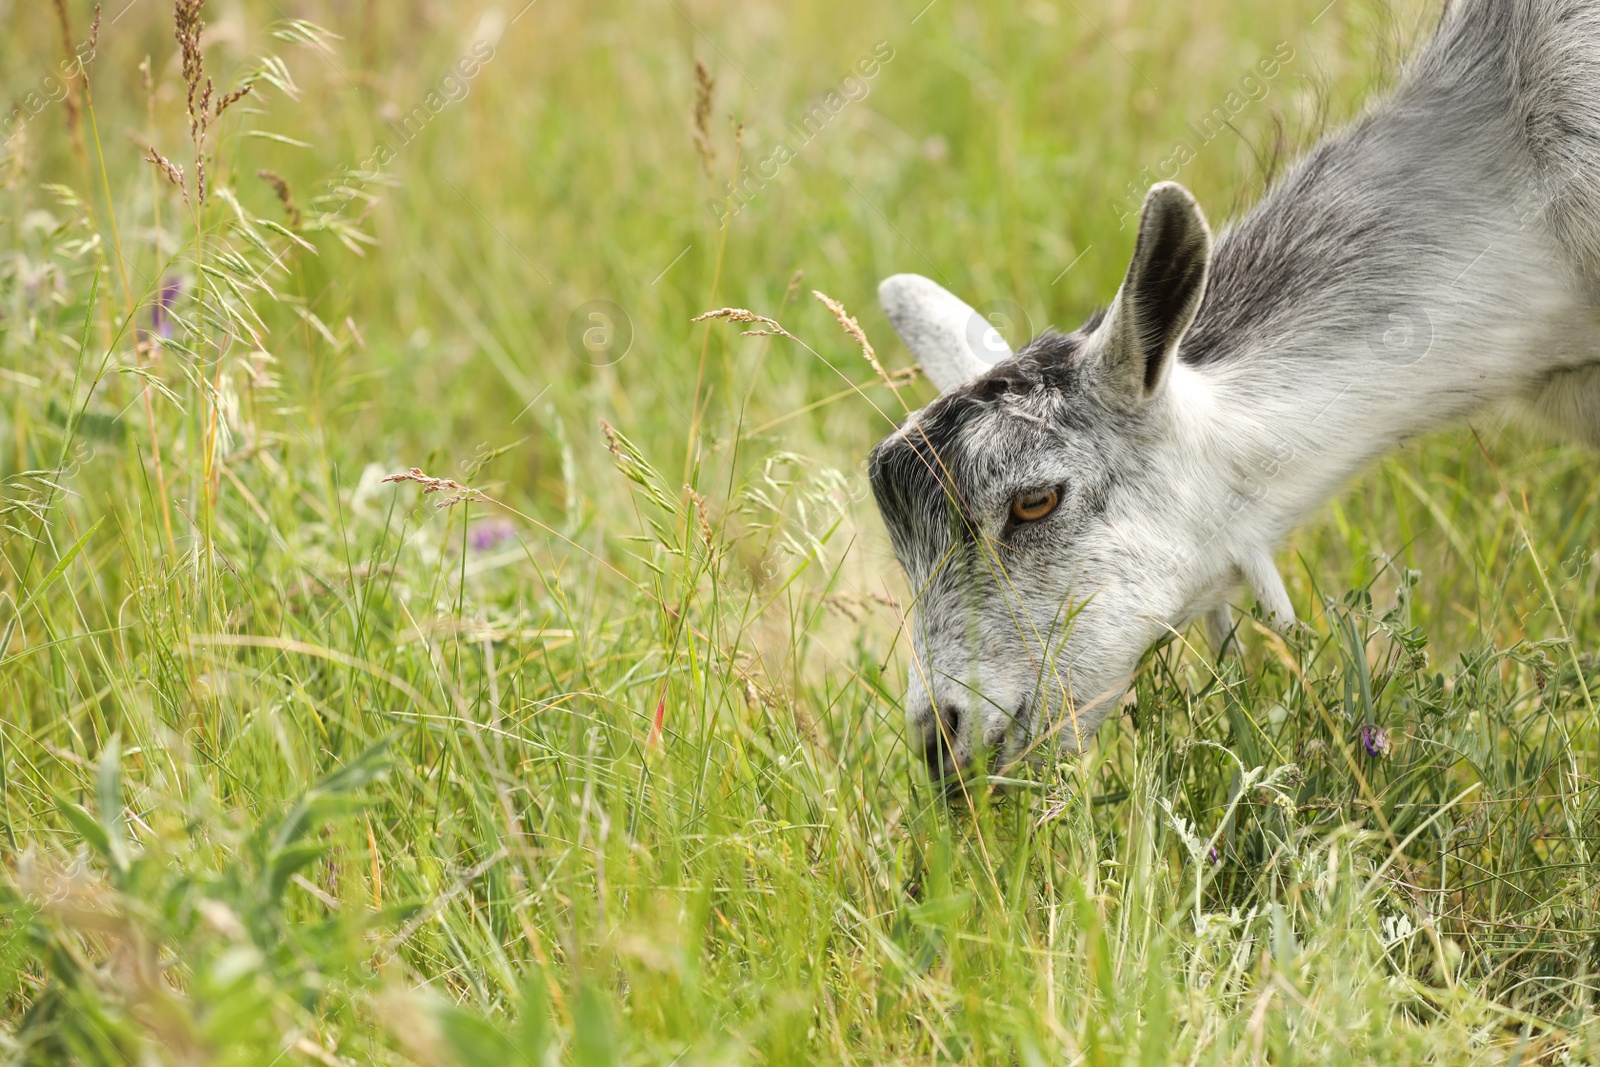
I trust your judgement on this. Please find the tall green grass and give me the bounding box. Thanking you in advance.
[1,0,1597,1062]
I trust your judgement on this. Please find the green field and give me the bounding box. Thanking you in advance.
[2,0,1598,1062]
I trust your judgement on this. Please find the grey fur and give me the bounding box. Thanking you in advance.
[869,0,1600,782]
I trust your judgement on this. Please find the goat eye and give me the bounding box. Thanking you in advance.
[1010,486,1060,523]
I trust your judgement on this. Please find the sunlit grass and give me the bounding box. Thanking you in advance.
[0,0,1596,1063]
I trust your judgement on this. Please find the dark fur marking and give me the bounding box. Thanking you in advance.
[868,332,1094,566]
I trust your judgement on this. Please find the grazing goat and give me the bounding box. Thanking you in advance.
[867,0,1600,782]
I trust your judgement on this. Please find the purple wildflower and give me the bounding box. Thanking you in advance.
[1207,845,1221,866]
[151,277,183,339]
[468,518,514,552]
[1359,724,1391,759]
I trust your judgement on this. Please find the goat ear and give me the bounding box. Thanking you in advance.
[878,273,1012,394]
[1090,182,1211,404]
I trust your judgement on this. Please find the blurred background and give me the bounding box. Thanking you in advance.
[3,0,1597,1063]
[3,0,1407,562]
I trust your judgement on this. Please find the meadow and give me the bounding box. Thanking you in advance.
[1,0,1598,1062]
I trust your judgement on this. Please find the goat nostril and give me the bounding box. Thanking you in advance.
[922,703,963,778]
[938,701,962,736]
